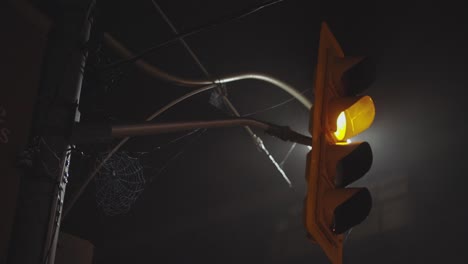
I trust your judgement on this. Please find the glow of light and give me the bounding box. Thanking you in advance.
[307,146,312,150]
[334,111,347,141]
[347,139,352,144]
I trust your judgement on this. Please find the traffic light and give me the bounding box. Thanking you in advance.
[304,22,376,264]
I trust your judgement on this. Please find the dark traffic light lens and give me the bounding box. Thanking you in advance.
[335,142,373,187]
[342,57,376,96]
[331,188,372,234]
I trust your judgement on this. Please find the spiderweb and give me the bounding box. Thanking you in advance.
[94,151,145,215]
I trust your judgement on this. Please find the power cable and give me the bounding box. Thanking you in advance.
[279,142,296,167]
[102,0,285,69]
[103,34,312,108]
[242,88,311,117]
[65,79,310,217]
[149,0,300,188]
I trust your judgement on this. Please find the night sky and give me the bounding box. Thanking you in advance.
[59,0,468,263]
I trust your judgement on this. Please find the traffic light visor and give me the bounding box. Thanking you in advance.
[332,96,375,141]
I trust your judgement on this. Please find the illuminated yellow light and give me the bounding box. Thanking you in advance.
[334,111,347,141]
[331,96,375,141]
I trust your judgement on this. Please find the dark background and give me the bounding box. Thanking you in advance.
[45,0,468,263]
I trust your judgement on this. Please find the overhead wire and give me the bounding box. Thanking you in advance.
[107,24,312,186]
[65,74,310,217]
[242,88,311,117]
[150,0,211,78]
[279,142,296,167]
[64,0,307,217]
[148,128,207,182]
[102,0,285,69]
[151,128,203,151]
[103,33,311,108]
[148,0,301,188]
[103,33,212,87]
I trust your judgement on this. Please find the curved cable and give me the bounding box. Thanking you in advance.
[145,84,218,120]
[103,33,312,109]
[149,0,296,189]
[104,33,213,87]
[64,75,309,217]
[216,74,312,109]
[66,12,314,216]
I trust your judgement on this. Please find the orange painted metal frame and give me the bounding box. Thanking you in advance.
[304,22,345,264]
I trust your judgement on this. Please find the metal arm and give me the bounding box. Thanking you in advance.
[111,118,269,137]
[72,118,312,146]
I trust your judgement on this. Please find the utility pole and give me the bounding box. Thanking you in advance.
[7,1,94,263]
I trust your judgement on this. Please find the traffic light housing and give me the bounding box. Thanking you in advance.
[304,22,376,264]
